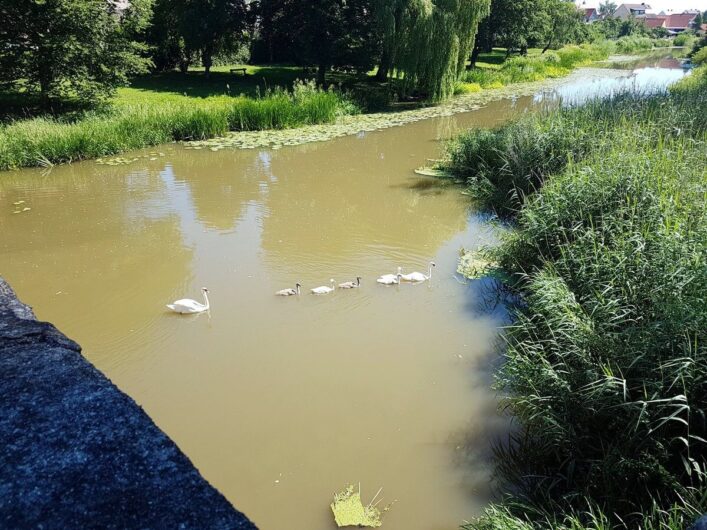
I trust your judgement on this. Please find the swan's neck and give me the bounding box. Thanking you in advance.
[428,264,433,279]
[202,292,210,309]
[296,285,301,295]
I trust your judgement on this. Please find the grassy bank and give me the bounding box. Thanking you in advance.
[458,39,673,93]
[0,80,355,171]
[446,70,707,528]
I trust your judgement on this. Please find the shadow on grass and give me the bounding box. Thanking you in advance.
[127,65,312,99]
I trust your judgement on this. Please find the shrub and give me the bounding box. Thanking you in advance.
[674,32,697,48]
[692,47,707,66]
[454,82,483,95]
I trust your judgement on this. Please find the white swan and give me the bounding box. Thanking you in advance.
[338,277,361,289]
[167,287,210,314]
[311,279,336,295]
[276,283,301,296]
[377,267,402,285]
[401,262,436,283]
[377,272,402,285]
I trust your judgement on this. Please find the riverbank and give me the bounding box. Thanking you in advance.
[0,45,680,172]
[446,69,706,528]
[0,277,256,529]
[0,80,352,171]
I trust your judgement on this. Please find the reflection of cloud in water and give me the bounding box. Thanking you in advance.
[0,162,194,369]
[535,66,687,107]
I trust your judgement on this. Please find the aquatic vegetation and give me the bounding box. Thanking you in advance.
[446,66,707,529]
[331,484,390,528]
[456,248,496,280]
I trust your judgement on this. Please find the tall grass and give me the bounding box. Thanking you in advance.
[0,80,356,171]
[615,35,671,53]
[443,82,706,214]
[449,66,707,528]
[462,43,614,90]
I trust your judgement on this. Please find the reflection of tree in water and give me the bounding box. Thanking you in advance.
[166,148,266,231]
[0,164,193,361]
[258,132,470,267]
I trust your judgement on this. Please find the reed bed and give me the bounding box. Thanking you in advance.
[452,71,707,529]
[461,43,614,90]
[0,80,354,171]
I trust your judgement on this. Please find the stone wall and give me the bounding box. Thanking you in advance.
[0,277,256,529]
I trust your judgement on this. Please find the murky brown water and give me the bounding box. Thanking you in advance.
[0,61,684,529]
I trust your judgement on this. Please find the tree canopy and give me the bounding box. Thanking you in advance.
[0,0,153,104]
[471,0,586,65]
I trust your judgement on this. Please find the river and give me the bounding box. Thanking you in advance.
[0,55,686,529]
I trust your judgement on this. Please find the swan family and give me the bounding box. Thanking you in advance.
[279,262,436,296]
[167,263,435,313]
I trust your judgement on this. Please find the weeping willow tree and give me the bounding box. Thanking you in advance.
[374,0,490,100]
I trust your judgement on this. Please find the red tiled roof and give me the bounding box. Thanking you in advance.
[665,13,696,29]
[643,14,667,28]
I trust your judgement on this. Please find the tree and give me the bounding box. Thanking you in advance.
[253,0,377,85]
[598,1,617,17]
[540,0,586,53]
[375,0,491,100]
[693,12,703,31]
[473,0,547,58]
[0,0,153,105]
[179,0,248,77]
[148,0,192,72]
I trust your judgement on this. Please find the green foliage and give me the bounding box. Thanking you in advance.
[0,0,153,104]
[463,43,610,91]
[598,1,617,17]
[464,499,705,530]
[446,64,707,529]
[669,65,707,94]
[252,0,378,84]
[674,32,697,48]
[693,48,707,66]
[0,80,353,170]
[614,35,670,53]
[445,75,706,214]
[381,0,491,100]
[590,16,650,40]
[147,0,248,74]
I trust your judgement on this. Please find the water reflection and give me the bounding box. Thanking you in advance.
[0,58,684,530]
[535,57,687,106]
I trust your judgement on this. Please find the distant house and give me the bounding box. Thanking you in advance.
[612,3,651,19]
[664,13,698,34]
[643,14,667,29]
[584,8,601,23]
[641,12,697,34]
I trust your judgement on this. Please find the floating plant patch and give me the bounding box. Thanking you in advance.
[331,484,392,528]
[457,248,498,280]
[96,157,139,166]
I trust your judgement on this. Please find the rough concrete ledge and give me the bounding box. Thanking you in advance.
[0,277,257,529]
